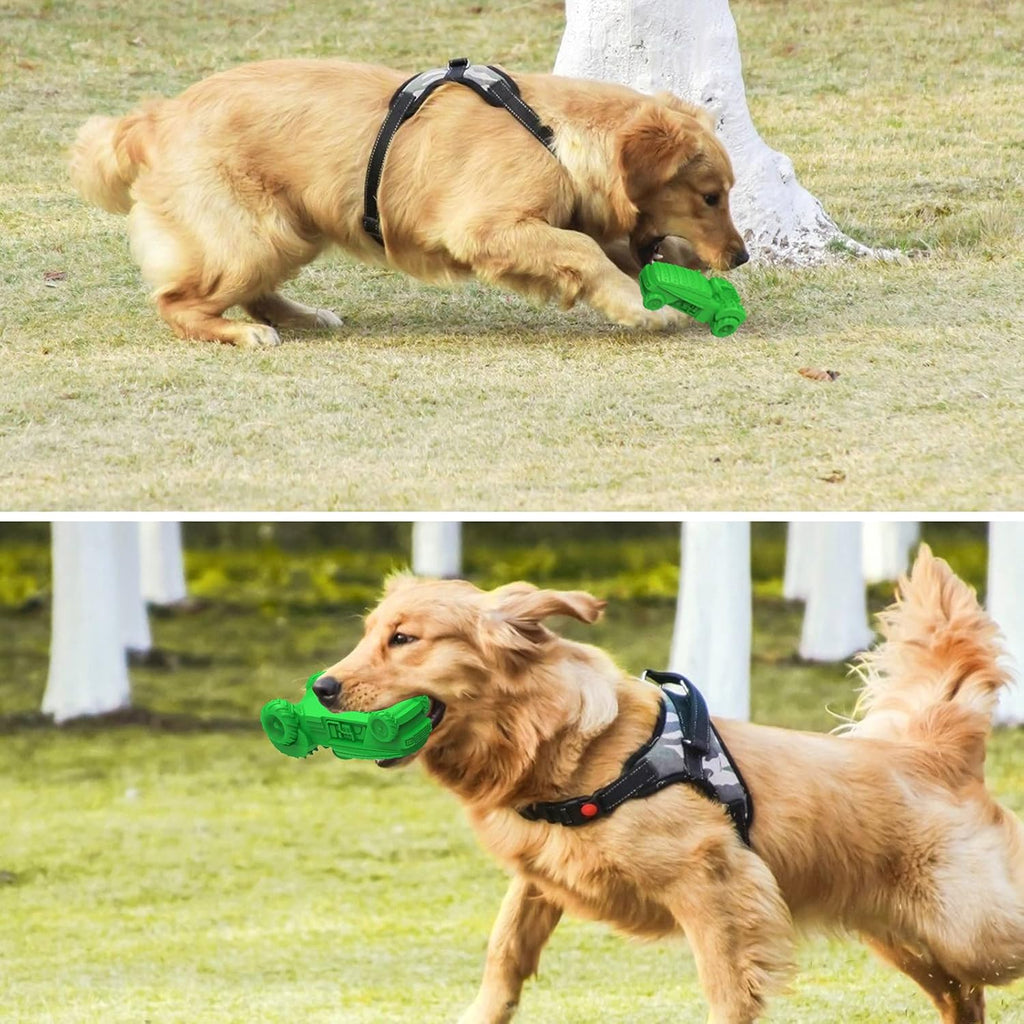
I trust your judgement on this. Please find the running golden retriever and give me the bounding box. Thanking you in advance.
[69,59,747,346]
[315,546,1024,1023]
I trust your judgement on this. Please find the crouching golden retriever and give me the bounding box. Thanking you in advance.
[314,546,1024,1023]
[69,59,747,346]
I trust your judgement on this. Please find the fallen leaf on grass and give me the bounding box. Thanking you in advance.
[43,270,67,287]
[16,60,40,71]
[798,366,840,381]
[819,470,846,483]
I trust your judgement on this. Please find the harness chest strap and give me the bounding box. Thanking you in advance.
[517,670,754,847]
[362,57,556,246]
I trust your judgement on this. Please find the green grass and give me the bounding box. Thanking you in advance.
[1,530,1022,1021]
[1,0,1022,509]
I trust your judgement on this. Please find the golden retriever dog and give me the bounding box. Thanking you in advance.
[314,546,1024,1023]
[69,59,747,346]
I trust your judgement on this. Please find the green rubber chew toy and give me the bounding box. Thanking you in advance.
[639,262,747,337]
[260,673,433,760]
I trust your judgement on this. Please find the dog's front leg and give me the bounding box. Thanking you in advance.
[457,220,684,331]
[457,875,562,1024]
[664,842,795,1024]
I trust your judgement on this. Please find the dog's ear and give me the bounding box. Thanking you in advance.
[481,583,606,668]
[652,91,715,132]
[618,104,704,202]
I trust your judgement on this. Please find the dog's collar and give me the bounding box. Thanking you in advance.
[517,670,753,846]
[363,57,556,245]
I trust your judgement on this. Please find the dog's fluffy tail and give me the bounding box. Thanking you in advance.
[69,106,158,214]
[848,544,1011,778]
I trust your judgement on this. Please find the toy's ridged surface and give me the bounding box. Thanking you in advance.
[638,263,747,337]
[260,675,432,760]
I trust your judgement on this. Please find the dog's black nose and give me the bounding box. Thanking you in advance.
[312,675,341,705]
[730,248,750,268]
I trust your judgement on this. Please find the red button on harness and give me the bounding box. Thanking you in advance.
[580,802,599,818]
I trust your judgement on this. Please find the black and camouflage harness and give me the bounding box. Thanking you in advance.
[518,670,754,846]
[362,57,556,246]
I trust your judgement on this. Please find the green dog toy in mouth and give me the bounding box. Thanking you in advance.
[639,261,747,338]
[260,673,434,761]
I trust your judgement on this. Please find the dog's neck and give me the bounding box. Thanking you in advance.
[553,124,638,240]
[421,651,661,811]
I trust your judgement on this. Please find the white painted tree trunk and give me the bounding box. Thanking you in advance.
[798,522,874,661]
[988,521,1024,726]
[553,0,877,265]
[862,521,920,584]
[113,522,152,653]
[43,522,132,723]
[412,522,463,578]
[783,521,815,601]
[139,521,188,606]
[669,522,751,720]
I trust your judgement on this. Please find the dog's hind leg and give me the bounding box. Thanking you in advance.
[244,293,344,332]
[458,875,562,1024]
[128,174,327,346]
[128,200,283,347]
[667,841,795,1024]
[863,936,985,1024]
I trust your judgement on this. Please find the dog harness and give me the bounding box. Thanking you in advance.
[362,57,556,246]
[518,670,754,846]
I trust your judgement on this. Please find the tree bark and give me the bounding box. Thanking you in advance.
[783,521,815,601]
[861,522,920,584]
[43,523,132,723]
[988,521,1024,726]
[412,521,463,578]
[139,521,188,606]
[669,521,751,720]
[798,522,874,662]
[113,522,152,654]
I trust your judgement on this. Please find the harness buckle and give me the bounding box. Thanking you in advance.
[558,795,603,825]
[448,57,470,69]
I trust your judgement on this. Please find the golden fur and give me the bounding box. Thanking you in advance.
[318,547,1024,1023]
[69,59,747,346]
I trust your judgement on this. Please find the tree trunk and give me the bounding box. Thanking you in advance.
[669,522,751,719]
[43,523,132,723]
[412,521,463,578]
[553,0,879,265]
[798,522,874,661]
[862,522,920,584]
[988,521,1024,726]
[139,521,188,605]
[112,522,152,654]
[783,521,815,600]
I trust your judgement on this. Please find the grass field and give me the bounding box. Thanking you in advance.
[1,0,1022,510]
[2,527,1023,1021]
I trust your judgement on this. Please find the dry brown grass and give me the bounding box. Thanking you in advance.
[1,0,1021,510]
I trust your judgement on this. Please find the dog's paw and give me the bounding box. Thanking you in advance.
[616,304,685,332]
[639,305,686,331]
[309,308,344,330]
[235,324,282,349]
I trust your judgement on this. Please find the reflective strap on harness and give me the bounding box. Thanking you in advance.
[362,57,555,245]
[518,672,754,847]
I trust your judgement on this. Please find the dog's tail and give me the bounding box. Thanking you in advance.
[69,106,159,214]
[847,543,1011,780]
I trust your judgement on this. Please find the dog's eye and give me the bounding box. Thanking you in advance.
[388,632,417,647]
[703,193,720,207]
